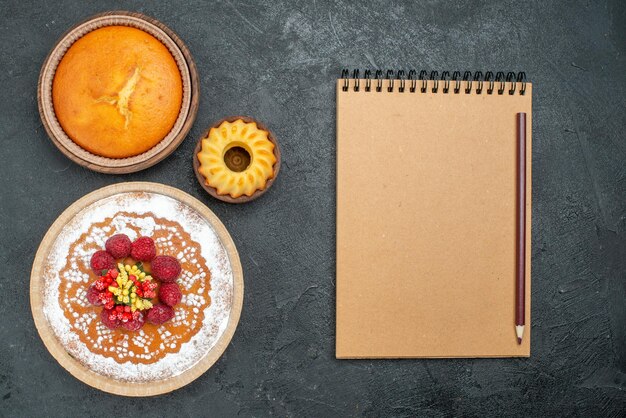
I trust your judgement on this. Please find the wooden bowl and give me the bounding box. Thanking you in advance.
[193,116,282,204]
[37,11,200,174]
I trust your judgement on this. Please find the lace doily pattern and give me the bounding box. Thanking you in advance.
[59,212,211,364]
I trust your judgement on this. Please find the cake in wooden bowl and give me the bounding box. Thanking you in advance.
[30,183,243,396]
[38,11,199,173]
[194,117,281,203]
[52,26,183,158]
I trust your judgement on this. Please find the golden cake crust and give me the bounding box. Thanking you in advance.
[52,26,183,158]
[197,119,277,198]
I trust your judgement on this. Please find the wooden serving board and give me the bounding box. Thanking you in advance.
[37,11,200,174]
[30,182,243,396]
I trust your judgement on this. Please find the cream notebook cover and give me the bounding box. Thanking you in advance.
[336,70,532,358]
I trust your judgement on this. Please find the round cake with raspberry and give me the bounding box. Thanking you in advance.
[40,191,235,383]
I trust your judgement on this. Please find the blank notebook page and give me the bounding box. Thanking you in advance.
[336,78,532,358]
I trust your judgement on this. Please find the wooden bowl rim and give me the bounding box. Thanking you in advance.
[37,11,200,174]
[193,116,282,204]
[30,182,244,396]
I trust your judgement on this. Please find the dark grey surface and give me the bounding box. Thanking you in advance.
[1,0,625,416]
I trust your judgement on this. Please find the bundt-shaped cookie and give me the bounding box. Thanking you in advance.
[197,119,276,198]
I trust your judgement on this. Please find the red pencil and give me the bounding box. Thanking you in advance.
[516,113,527,345]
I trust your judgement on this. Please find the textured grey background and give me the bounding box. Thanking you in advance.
[1,0,625,416]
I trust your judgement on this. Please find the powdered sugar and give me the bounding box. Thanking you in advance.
[42,192,234,382]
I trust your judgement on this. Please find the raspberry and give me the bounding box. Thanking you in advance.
[90,250,115,275]
[86,285,103,306]
[93,278,107,291]
[146,304,175,325]
[122,311,145,331]
[121,311,133,323]
[159,282,182,306]
[102,293,114,310]
[151,256,181,282]
[101,308,120,329]
[130,237,156,261]
[105,234,132,259]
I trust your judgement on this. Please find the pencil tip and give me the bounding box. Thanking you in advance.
[515,325,525,344]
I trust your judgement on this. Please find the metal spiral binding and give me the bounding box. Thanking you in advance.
[340,69,527,95]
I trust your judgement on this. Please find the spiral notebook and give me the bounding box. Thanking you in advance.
[336,70,532,358]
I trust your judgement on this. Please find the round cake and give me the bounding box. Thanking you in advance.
[40,192,233,382]
[52,26,183,158]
